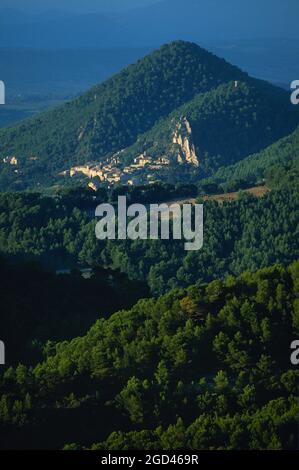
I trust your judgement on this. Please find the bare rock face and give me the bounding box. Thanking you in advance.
[172,117,199,167]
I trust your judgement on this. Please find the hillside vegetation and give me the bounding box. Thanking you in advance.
[0,180,298,296]
[207,125,299,189]
[0,41,298,190]
[0,261,298,449]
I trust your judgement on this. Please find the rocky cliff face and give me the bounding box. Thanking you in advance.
[172,117,199,167]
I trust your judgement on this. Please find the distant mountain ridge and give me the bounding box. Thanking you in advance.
[0,0,298,48]
[0,41,298,190]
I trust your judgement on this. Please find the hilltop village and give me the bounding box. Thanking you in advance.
[59,117,200,190]
[60,152,171,190]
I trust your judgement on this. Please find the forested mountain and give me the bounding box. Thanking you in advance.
[0,261,298,449]
[118,81,298,173]
[0,42,246,185]
[0,41,298,190]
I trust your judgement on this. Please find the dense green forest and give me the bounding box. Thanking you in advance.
[0,158,298,451]
[0,180,297,297]
[0,41,298,190]
[101,185,299,296]
[0,261,298,449]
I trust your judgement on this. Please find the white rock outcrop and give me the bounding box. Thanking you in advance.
[172,117,199,167]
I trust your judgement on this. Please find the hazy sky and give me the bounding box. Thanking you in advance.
[1,0,298,47]
[0,0,160,13]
